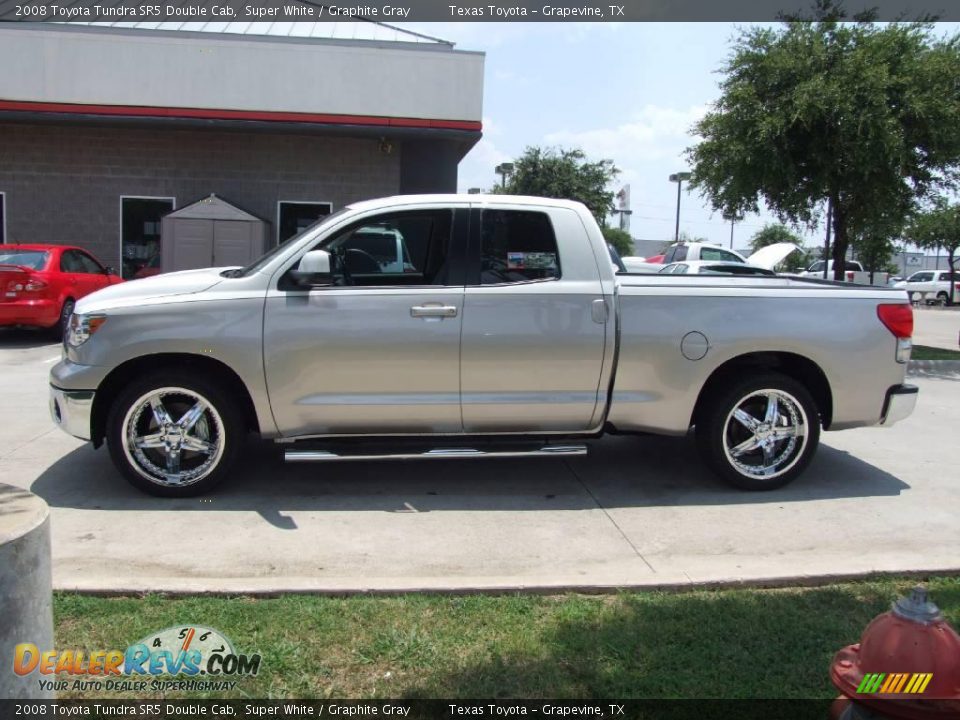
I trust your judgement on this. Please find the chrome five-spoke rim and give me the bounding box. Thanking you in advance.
[722,389,809,480]
[122,387,225,487]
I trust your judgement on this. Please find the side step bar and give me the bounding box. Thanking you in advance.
[284,444,588,463]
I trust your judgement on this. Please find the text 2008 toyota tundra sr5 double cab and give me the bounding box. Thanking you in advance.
[50,195,918,497]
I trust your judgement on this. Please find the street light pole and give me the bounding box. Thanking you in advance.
[669,172,691,243]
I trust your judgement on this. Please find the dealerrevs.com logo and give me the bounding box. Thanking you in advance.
[13,625,261,693]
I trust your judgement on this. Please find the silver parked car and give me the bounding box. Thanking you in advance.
[51,195,918,496]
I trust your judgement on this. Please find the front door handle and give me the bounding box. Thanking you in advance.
[410,304,458,318]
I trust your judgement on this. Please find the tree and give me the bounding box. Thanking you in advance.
[851,213,903,283]
[497,146,619,227]
[749,223,802,253]
[905,198,960,275]
[601,227,634,256]
[749,224,806,272]
[686,2,960,280]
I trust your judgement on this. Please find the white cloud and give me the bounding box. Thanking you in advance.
[545,104,708,166]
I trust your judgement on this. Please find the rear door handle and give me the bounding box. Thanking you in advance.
[410,304,458,318]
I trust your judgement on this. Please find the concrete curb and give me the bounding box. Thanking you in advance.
[907,359,960,373]
[52,567,960,598]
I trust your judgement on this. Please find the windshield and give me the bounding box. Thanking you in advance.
[234,207,352,277]
[0,250,49,270]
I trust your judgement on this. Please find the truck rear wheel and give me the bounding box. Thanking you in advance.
[696,373,820,491]
[106,372,244,497]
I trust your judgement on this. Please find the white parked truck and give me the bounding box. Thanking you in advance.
[799,260,889,286]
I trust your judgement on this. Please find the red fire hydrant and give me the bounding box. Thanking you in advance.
[829,586,960,719]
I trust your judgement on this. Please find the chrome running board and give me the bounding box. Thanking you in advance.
[284,444,588,463]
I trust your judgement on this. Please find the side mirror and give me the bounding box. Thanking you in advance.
[290,250,334,288]
[105,266,118,276]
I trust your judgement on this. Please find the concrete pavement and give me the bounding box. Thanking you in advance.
[1,328,957,594]
[913,305,959,351]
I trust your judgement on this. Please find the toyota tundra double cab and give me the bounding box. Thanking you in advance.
[50,195,918,496]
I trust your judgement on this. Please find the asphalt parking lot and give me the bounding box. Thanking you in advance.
[1,309,958,594]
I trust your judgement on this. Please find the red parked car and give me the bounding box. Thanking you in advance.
[0,244,123,335]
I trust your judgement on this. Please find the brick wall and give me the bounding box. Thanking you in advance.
[0,122,403,268]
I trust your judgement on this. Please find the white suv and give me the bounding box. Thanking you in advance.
[895,269,959,306]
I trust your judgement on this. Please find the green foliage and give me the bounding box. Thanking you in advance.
[601,226,634,256]
[497,146,619,226]
[686,1,960,280]
[749,224,802,253]
[748,224,808,271]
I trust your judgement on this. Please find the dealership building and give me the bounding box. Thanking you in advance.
[0,22,484,276]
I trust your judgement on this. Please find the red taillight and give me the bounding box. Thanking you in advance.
[846,271,855,282]
[877,303,913,339]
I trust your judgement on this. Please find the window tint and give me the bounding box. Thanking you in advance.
[321,210,453,286]
[479,210,560,284]
[75,251,104,274]
[909,272,934,283]
[700,247,743,263]
[60,250,84,273]
[670,245,688,262]
[808,260,824,272]
[0,250,48,270]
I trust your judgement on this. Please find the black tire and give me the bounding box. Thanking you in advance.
[106,371,244,497]
[57,298,75,339]
[695,372,821,491]
[937,291,951,307]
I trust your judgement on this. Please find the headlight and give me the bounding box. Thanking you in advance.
[65,313,107,348]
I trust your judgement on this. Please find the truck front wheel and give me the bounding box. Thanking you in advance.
[696,373,820,491]
[106,372,244,497]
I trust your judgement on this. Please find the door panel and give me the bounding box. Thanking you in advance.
[263,288,463,435]
[460,207,608,433]
[460,284,607,432]
[263,206,468,437]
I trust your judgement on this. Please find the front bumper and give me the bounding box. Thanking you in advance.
[49,385,94,441]
[878,384,919,427]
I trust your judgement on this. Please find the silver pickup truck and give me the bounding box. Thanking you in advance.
[50,195,918,497]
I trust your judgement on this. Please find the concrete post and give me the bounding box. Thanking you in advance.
[0,484,53,699]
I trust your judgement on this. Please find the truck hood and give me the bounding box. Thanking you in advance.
[746,243,799,270]
[76,267,234,313]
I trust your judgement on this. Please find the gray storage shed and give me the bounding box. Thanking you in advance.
[161,194,270,273]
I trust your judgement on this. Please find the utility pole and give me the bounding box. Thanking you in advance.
[822,198,833,279]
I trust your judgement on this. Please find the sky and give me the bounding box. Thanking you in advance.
[402,21,958,255]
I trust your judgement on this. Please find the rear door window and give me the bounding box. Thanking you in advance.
[478,210,560,284]
[75,251,105,274]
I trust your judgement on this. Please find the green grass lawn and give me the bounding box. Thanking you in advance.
[51,576,960,700]
[912,344,960,360]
